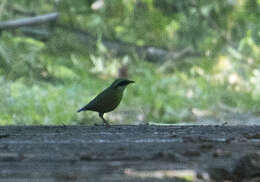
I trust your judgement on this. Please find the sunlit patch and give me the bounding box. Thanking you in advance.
[215,56,232,72]
[228,73,240,85]
[91,0,104,10]
[192,108,212,117]
[186,89,194,98]
[124,168,196,181]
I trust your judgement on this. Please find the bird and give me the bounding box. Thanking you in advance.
[77,78,134,126]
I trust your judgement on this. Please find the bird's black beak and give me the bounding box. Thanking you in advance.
[127,80,135,84]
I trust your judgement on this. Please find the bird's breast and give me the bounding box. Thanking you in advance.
[103,90,123,113]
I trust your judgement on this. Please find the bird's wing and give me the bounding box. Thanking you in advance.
[85,87,123,113]
[84,88,111,112]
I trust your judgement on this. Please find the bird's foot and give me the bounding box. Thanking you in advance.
[104,122,110,127]
[221,121,228,126]
[94,123,110,127]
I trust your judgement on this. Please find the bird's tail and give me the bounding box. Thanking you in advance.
[77,107,87,112]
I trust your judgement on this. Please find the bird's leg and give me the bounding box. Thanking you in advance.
[99,113,110,126]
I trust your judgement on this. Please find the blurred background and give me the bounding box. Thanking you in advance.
[1,0,260,125]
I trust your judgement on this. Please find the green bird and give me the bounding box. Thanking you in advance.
[77,78,134,125]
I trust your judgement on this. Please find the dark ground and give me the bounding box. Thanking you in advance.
[0,125,260,182]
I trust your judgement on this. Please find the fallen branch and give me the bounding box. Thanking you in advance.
[0,11,200,63]
[59,25,200,63]
[0,12,58,30]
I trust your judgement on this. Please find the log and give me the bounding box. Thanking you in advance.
[0,125,259,181]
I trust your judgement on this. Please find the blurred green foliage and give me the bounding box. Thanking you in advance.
[1,0,260,125]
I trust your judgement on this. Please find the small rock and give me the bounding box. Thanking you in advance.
[233,153,260,181]
[207,167,232,181]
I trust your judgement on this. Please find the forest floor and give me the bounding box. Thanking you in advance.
[0,125,260,182]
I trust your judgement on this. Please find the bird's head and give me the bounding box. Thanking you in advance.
[111,78,134,90]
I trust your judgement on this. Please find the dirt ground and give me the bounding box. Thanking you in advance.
[0,125,260,182]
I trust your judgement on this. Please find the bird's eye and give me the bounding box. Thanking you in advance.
[116,80,128,88]
[118,82,125,86]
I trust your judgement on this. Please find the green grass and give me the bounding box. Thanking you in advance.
[1,33,260,125]
[1,58,260,125]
